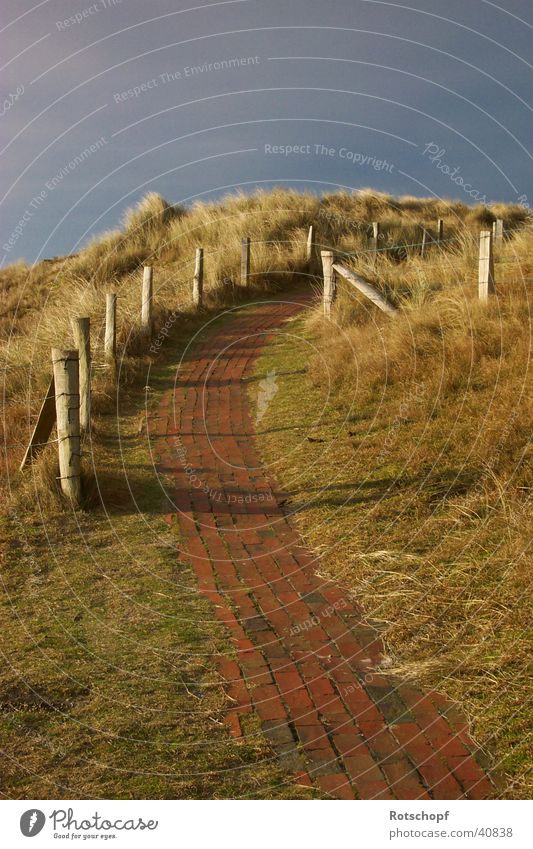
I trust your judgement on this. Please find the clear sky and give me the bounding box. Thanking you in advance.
[1,0,531,264]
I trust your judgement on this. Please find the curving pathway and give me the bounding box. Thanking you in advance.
[151,289,496,800]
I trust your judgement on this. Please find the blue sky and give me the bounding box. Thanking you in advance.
[1,0,531,263]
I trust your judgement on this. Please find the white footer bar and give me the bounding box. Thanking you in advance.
[2,799,531,848]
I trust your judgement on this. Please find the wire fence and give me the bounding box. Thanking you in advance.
[3,215,531,496]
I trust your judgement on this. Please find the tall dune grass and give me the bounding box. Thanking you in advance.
[1,186,530,795]
[0,188,530,507]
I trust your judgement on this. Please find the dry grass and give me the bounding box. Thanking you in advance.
[2,187,528,505]
[248,205,532,796]
[1,187,531,795]
[0,364,314,798]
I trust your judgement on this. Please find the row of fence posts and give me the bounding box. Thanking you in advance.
[322,222,505,316]
[46,236,257,503]
[370,218,446,262]
[48,280,121,501]
[369,218,504,262]
[475,222,503,299]
[420,220,444,258]
[190,237,253,309]
[41,218,506,503]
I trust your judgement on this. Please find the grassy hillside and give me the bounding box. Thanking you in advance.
[2,187,528,495]
[1,187,531,797]
[246,200,532,796]
[0,335,315,799]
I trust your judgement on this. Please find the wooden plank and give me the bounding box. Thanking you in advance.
[19,376,56,470]
[332,262,397,316]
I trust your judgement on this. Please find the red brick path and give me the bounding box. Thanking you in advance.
[151,291,495,800]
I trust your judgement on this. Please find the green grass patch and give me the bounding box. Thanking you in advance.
[0,313,314,800]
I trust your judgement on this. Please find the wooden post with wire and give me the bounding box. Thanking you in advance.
[493,218,504,245]
[479,229,495,300]
[371,221,380,260]
[306,225,314,263]
[71,317,91,431]
[193,248,204,308]
[420,226,427,258]
[52,348,81,504]
[436,219,444,243]
[141,266,153,336]
[241,237,251,286]
[321,250,336,318]
[105,293,117,361]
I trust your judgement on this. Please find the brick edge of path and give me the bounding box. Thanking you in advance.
[151,290,499,800]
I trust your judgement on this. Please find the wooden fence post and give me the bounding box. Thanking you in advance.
[436,219,444,243]
[321,251,336,318]
[141,266,153,335]
[193,247,204,308]
[420,226,427,258]
[306,225,314,263]
[493,218,504,245]
[105,293,117,360]
[371,221,380,260]
[241,237,251,286]
[52,348,81,504]
[71,317,91,431]
[479,229,495,300]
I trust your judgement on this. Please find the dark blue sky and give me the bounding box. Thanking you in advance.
[1,0,531,264]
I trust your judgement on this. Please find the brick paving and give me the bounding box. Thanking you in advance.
[151,291,496,800]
